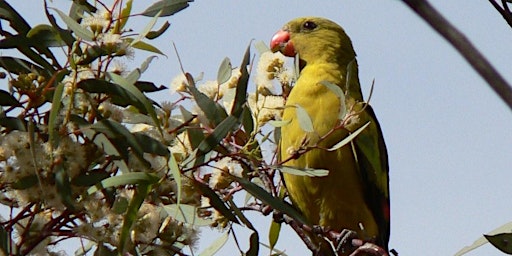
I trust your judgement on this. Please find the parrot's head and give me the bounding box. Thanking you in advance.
[270,17,356,67]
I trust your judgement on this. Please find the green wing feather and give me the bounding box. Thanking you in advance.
[353,105,390,249]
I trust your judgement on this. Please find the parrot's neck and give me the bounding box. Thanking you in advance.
[298,61,364,101]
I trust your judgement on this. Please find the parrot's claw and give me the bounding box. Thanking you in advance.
[335,229,358,254]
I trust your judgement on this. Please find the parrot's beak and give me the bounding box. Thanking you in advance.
[270,29,295,57]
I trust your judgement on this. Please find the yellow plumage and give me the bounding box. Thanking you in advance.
[271,17,390,255]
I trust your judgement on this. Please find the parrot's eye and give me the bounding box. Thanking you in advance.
[302,21,317,30]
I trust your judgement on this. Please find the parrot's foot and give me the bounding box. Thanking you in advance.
[334,229,358,254]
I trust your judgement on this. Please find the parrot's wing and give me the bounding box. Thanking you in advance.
[353,105,390,249]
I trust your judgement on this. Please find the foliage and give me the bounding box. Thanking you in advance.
[0,1,293,255]
[0,1,378,255]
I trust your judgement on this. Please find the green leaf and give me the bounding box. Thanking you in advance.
[0,57,45,75]
[48,82,64,146]
[217,57,232,85]
[230,44,251,117]
[294,104,314,133]
[55,165,75,210]
[485,233,512,254]
[246,231,260,256]
[163,204,214,226]
[76,45,108,65]
[10,175,38,189]
[0,117,26,131]
[77,79,146,111]
[108,73,162,132]
[455,221,512,256]
[267,120,291,128]
[232,176,307,224]
[254,40,270,55]
[112,196,129,214]
[119,183,151,254]
[241,105,254,134]
[168,152,182,205]
[72,171,111,187]
[141,0,193,17]
[90,119,148,163]
[185,73,226,126]
[140,56,158,73]
[135,81,167,92]
[0,90,20,107]
[133,132,169,156]
[327,121,370,151]
[131,9,161,46]
[196,115,238,157]
[269,220,281,252]
[345,59,355,92]
[198,232,229,256]
[320,81,346,119]
[51,8,94,41]
[146,21,170,39]
[74,115,130,173]
[195,180,239,224]
[117,0,133,31]
[130,40,164,55]
[27,24,66,47]
[278,166,329,177]
[0,224,9,255]
[87,172,158,194]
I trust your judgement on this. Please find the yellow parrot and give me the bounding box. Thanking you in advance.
[270,17,390,255]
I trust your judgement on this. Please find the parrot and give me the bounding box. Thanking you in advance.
[270,17,390,255]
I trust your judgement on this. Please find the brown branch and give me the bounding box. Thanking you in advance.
[402,0,512,111]
[488,0,512,27]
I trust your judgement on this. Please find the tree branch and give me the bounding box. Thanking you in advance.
[402,0,512,111]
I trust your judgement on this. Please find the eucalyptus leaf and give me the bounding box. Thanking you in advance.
[294,104,314,133]
[196,115,238,156]
[217,57,232,85]
[0,117,26,131]
[186,73,225,126]
[232,176,307,225]
[246,231,260,256]
[146,21,170,39]
[267,120,291,128]
[230,44,250,117]
[254,40,270,54]
[55,165,75,210]
[140,56,158,73]
[164,204,214,226]
[131,10,161,45]
[108,73,162,132]
[485,233,512,254]
[117,0,133,30]
[278,166,329,177]
[320,80,346,119]
[119,183,151,254]
[0,57,45,75]
[27,24,66,47]
[126,38,165,55]
[51,8,94,41]
[198,232,229,256]
[328,121,370,151]
[142,0,193,17]
[195,180,239,224]
[455,221,512,256]
[269,220,281,252]
[0,90,21,107]
[48,82,64,146]
[87,172,158,194]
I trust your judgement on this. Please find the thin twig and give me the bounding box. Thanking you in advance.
[402,0,512,111]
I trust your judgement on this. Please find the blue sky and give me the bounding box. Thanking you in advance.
[5,1,512,255]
